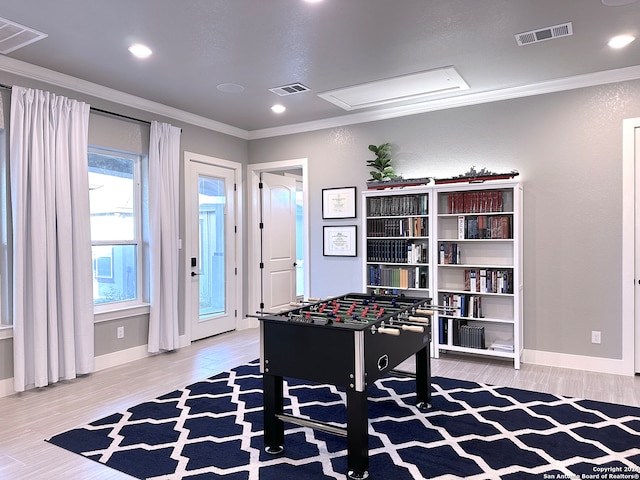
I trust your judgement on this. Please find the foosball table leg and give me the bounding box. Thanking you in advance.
[263,373,285,454]
[415,346,432,410]
[346,389,369,480]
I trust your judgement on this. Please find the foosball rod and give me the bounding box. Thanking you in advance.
[415,306,457,315]
[341,297,427,310]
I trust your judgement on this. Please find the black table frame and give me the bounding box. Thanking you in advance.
[258,294,432,479]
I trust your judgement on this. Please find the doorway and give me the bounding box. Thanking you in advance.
[247,159,309,323]
[185,152,241,341]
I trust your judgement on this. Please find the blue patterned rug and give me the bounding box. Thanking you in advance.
[47,360,640,479]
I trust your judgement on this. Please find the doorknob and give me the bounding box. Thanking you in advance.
[191,271,202,277]
[293,262,297,267]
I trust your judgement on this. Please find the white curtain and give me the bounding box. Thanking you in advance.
[148,121,181,353]
[10,86,94,392]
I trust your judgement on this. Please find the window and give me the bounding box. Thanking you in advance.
[88,147,145,307]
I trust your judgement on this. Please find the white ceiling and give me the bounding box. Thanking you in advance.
[1,0,639,138]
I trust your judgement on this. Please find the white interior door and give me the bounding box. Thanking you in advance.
[189,161,237,340]
[261,172,297,312]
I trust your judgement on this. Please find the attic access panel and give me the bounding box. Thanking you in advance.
[317,67,470,111]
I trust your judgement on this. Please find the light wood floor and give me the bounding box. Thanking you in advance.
[1,327,640,480]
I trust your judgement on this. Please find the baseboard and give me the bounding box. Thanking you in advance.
[0,377,15,398]
[94,344,152,372]
[522,349,635,376]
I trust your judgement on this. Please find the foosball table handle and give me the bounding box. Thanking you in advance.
[377,327,401,336]
[401,325,424,333]
[407,316,430,324]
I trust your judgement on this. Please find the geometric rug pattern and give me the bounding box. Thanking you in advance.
[47,360,640,479]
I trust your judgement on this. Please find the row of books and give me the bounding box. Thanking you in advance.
[440,293,483,318]
[438,319,485,349]
[459,215,511,239]
[366,194,428,217]
[439,242,462,265]
[445,190,504,214]
[367,265,428,289]
[367,239,428,264]
[367,217,428,237]
[465,269,513,294]
[459,325,486,349]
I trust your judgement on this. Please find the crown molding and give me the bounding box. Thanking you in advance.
[2,54,639,141]
[248,64,640,139]
[0,55,249,140]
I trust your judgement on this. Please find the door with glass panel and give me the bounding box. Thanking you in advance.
[189,161,237,340]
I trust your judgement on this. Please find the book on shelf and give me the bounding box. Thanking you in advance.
[367,194,428,217]
[368,265,428,290]
[490,343,514,353]
[464,268,513,294]
[367,217,427,237]
[455,214,512,240]
[439,242,461,264]
[367,239,429,264]
[447,190,504,214]
[440,293,483,318]
[457,216,465,239]
[438,317,448,345]
[457,323,486,349]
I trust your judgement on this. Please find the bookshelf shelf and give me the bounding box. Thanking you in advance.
[362,180,522,369]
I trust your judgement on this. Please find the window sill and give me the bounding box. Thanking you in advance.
[94,303,151,323]
[0,305,151,340]
[0,325,12,340]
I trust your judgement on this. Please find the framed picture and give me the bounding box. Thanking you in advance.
[322,186,357,219]
[323,225,357,257]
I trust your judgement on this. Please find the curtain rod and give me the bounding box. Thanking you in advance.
[0,83,152,126]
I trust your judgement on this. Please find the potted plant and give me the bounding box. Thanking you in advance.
[367,143,397,182]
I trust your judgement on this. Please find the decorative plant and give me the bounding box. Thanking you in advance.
[367,143,397,181]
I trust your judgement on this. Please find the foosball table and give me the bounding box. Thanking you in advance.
[256,292,434,480]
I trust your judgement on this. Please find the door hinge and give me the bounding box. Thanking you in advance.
[260,302,265,310]
[259,262,264,269]
[234,183,237,191]
[259,182,263,189]
[235,267,238,275]
[259,222,264,229]
[235,309,238,318]
[235,225,237,233]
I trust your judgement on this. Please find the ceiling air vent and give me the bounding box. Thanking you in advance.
[0,16,47,55]
[515,22,573,46]
[269,83,310,96]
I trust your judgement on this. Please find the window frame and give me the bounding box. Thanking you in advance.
[89,145,145,313]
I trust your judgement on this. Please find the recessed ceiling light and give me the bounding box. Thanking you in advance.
[128,43,152,59]
[608,34,636,48]
[304,0,323,3]
[216,83,245,93]
[271,104,286,114]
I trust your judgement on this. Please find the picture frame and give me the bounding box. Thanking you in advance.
[322,186,357,219]
[323,225,357,257]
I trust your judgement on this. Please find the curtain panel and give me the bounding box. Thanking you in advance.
[10,86,94,392]
[148,121,181,352]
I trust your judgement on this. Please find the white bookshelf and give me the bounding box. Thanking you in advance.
[362,180,523,369]
[362,186,432,298]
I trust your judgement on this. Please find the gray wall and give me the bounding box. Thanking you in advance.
[249,79,640,361]
[0,66,638,385]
